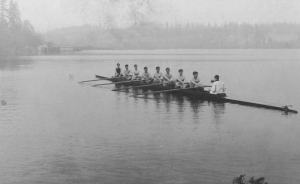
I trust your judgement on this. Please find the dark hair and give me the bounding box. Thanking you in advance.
[134,64,137,67]
[125,64,128,67]
[156,66,160,70]
[117,63,120,65]
[166,68,170,70]
[144,67,148,69]
[178,69,183,72]
[214,75,219,80]
[193,71,198,75]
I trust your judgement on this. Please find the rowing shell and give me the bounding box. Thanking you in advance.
[95,75,298,114]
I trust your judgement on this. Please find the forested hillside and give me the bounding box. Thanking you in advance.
[45,22,300,49]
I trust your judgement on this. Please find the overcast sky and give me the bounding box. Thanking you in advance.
[16,0,300,32]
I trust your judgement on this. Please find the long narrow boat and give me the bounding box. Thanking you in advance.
[141,83,298,113]
[95,75,298,114]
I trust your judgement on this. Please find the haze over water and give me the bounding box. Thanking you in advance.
[1,49,300,184]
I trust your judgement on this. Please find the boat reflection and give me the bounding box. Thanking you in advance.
[114,86,227,125]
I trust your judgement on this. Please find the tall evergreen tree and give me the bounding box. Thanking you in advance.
[8,0,21,31]
[0,0,7,23]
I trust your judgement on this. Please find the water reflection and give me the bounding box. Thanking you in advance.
[209,101,226,124]
[0,58,34,71]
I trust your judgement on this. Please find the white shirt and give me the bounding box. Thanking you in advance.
[123,69,132,77]
[153,72,163,80]
[210,81,225,94]
[142,72,152,79]
[163,73,173,82]
[190,77,201,87]
[133,70,140,77]
[176,75,187,83]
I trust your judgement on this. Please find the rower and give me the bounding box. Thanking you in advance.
[153,66,163,84]
[176,69,189,88]
[141,67,153,83]
[210,75,226,96]
[190,71,204,90]
[132,64,141,81]
[115,63,123,77]
[162,68,174,85]
[123,64,132,80]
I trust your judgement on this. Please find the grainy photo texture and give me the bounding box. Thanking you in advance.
[1,0,299,184]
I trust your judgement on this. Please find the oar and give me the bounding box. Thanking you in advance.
[92,80,143,87]
[78,79,106,83]
[130,86,211,97]
[112,83,165,91]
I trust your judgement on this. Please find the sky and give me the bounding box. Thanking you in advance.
[15,0,300,32]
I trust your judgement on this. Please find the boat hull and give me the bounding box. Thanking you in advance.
[96,75,298,114]
[132,81,298,114]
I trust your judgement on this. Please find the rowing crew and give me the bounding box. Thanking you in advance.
[114,63,225,94]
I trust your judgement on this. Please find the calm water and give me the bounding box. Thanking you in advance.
[0,49,300,184]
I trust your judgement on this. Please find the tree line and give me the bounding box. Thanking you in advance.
[46,22,300,50]
[0,0,43,57]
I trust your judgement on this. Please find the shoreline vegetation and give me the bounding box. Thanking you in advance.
[1,1,300,59]
[46,22,300,50]
[0,0,43,60]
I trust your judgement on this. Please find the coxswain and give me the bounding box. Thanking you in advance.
[115,63,122,77]
[153,66,163,84]
[162,68,174,85]
[141,67,153,83]
[132,64,141,81]
[210,75,226,95]
[190,71,204,90]
[123,64,132,80]
[176,69,189,88]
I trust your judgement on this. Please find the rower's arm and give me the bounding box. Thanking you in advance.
[190,80,200,86]
[176,78,184,84]
[163,75,171,81]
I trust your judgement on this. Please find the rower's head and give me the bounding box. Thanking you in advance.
[156,66,160,73]
[214,75,219,81]
[125,64,128,69]
[117,63,120,68]
[193,71,198,78]
[178,69,183,75]
[166,68,170,73]
[144,67,148,72]
[134,64,137,69]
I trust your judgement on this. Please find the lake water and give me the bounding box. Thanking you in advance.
[0,49,300,184]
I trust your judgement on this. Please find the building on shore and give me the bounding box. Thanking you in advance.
[37,45,74,55]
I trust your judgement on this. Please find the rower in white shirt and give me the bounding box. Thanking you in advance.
[141,67,152,83]
[131,64,141,81]
[210,75,226,95]
[190,71,204,90]
[175,69,189,88]
[162,68,174,85]
[153,66,163,84]
[123,64,132,80]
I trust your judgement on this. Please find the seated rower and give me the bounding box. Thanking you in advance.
[175,69,189,88]
[142,67,153,83]
[162,68,174,86]
[153,66,163,84]
[190,71,204,90]
[210,75,226,95]
[132,64,141,81]
[123,64,132,80]
[114,63,123,77]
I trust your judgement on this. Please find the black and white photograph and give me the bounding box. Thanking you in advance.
[1,0,300,183]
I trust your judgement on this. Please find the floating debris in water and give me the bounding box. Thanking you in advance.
[1,100,7,106]
[233,175,268,184]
